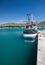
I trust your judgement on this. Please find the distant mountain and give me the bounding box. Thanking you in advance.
[38,21,45,27]
[0,21,26,25]
[0,22,26,28]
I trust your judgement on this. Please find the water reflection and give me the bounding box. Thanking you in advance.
[23,36,38,43]
[24,39,36,43]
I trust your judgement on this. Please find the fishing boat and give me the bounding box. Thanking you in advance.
[23,14,38,39]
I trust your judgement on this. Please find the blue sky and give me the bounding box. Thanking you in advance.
[0,0,45,23]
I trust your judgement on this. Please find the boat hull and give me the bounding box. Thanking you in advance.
[23,33,37,39]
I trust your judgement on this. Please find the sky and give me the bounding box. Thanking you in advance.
[0,0,45,23]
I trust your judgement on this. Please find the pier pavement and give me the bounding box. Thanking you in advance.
[37,31,45,65]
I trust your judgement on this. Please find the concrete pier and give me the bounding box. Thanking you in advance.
[37,31,45,65]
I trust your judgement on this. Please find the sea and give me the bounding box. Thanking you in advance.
[37,27,45,30]
[0,28,38,65]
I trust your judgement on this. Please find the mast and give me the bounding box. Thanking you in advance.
[27,14,31,24]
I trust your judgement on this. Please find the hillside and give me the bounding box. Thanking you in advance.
[0,22,26,28]
[38,21,45,27]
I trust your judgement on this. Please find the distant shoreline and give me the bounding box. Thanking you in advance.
[0,26,25,28]
[0,25,45,28]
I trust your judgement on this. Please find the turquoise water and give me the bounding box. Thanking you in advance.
[38,27,45,30]
[0,28,37,65]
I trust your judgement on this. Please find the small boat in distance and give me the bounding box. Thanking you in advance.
[23,14,38,39]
